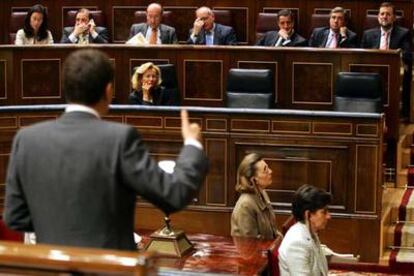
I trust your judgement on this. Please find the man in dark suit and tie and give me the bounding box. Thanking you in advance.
[128,3,177,44]
[187,6,237,45]
[61,8,109,44]
[255,9,307,47]
[3,49,209,251]
[361,2,412,116]
[309,7,357,48]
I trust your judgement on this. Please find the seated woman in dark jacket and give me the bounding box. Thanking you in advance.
[129,62,171,105]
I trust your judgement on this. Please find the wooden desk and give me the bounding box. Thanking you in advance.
[0,240,152,275]
[0,45,402,141]
[0,105,384,262]
[140,230,274,275]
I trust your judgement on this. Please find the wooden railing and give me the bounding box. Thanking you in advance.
[0,105,385,261]
[0,240,153,275]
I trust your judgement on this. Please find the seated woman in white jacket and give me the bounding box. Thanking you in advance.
[278,184,331,276]
[15,4,54,45]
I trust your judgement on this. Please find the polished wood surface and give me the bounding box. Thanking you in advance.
[0,105,384,261]
[0,240,152,275]
[0,45,401,141]
[140,230,275,275]
[0,0,413,44]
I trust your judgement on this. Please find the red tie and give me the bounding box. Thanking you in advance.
[149,28,157,45]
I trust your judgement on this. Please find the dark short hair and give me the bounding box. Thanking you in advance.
[277,9,293,22]
[24,4,49,41]
[63,49,114,105]
[379,2,395,15]
[292,184,331,221]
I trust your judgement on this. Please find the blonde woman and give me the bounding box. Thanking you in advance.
[231,153,280,239]
[129,62,171,105]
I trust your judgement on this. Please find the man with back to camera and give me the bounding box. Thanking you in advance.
[128,3,177,44]
[187,6,237,45]
[255,9,307,47]
[361,2,412,117]
[3,49,209,250]
[61,8,109,44]
[309,7,357,48]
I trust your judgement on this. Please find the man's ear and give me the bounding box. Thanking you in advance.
[304,210,310,221]
[104,83,113,102]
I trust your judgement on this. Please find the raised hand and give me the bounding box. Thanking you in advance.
[181,109,202,142]
[192,18,205,36]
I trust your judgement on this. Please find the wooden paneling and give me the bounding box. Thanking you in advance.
[184,60,223,102]
[355,145,379,213]
[0,98,385,262]
[0,45,401,142]
[292,62,333,105]
[21,59,61,99]
[0,60,6,100]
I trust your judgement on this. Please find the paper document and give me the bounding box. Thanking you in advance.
[126,32,148,45]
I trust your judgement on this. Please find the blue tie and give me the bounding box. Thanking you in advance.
[205,31,214,45]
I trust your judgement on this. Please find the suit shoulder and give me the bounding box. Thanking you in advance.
[283,223,312,245]
[312,27,327,34]
[264,31,278,37]
[96,26,108,32]
[161,24,176,31]
[294,33,307,43]
[63,27,74,33]
[347,29,357,37]
[131,23,145,29]
[16,119,58,138]
[234,194,258,210]
[363,27,379,35]
[217,23,233,31]
[395,25,410,34]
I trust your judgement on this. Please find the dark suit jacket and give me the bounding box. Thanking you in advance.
[255,31,307,47]
[309,27,357,48]
[361,25,412,64]
[129,23,177,44]
[60,26,109,44]
[187,23,237,45]
[4,111,208,250]
[128,86,173,105]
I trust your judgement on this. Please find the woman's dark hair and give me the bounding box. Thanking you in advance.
[23,4,49,41]
[292,184,331,221]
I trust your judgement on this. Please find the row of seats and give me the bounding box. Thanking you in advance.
[8,8,405,43]
[159,63,383,112]
[227,69,383,112]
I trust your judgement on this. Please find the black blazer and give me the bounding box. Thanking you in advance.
[60,26,109,44]
[187,23,237,45]
[128,86,172,105]
[361,25,412,64]
[309,27,358,48]
[255,31,307,47]
[4,111,208,250]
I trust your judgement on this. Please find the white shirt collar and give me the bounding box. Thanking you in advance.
[65,103,100,118]
[328,29,337,37]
